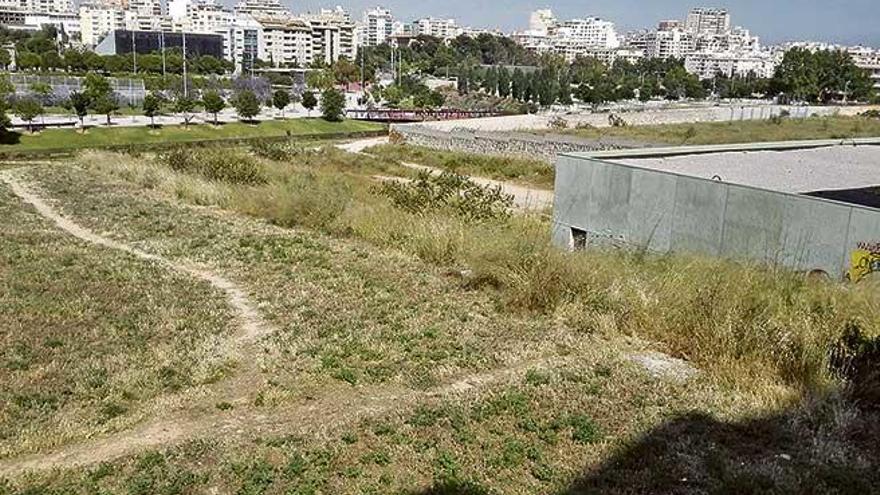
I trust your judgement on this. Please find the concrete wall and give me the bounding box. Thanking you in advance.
[552,154,880,278]
[392,125,646,162]
[408,104,879,133]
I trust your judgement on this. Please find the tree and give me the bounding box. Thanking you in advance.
[511,68,525,101]
[201,90,226,125]
[14,97,43,133]
[301,90,317,116]
[306,69,334,91]
[272,89,290,118]
[29,82,53,106]
[233,89,261,122]
[83,73,112,102]
[142,92,162,128]
[497,67,511,98]
[558,72,573,105]
[173,94,197,127]
[0,49,10,70]
[483,66,498,95]
[320,87,345,122]
[67,91,90,131]
[92,94,119,126]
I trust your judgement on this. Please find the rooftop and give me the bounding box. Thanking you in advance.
[573,139,880,209]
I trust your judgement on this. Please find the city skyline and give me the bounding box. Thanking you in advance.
[250,0,879,46]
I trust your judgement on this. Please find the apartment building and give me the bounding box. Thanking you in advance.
[685,49,779,79]
[358,6,394,46]
[412,17,462,40]
[256,15,311,67]
[234,0,288,17]
[79,2,126,46]
[685,7,730,36]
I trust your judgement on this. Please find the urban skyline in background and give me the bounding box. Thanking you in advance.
[249,0,878,46]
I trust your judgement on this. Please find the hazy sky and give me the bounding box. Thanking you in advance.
[273,0,880,46]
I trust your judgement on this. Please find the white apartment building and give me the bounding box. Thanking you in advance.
[643,28,694,59]
[234,0,289,17]
[528,8,556,34]
[256,15,311,67]
[128,0,160,16]
[849,46,880,90]
[185,1,234,34]
[79,3,126,46]
[685,7,730,36]
[2,0,73,14]
[358,7,393,46]
[304,7,356,60]
[215,14,261,73]
[685,49,779,79]
[412,17,461,40]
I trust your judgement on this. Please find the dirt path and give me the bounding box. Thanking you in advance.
[335,136,390,154]
[0,353,565,477]
[335,138,554,211]
[0,168,575,476]
[0,170,275,346]
[400,161,554,211]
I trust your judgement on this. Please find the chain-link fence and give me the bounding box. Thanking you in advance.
[9,74,147,106]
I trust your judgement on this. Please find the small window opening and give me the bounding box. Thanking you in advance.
[571,227,587,251]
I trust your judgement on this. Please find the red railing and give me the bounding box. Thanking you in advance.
[345,109,502,122]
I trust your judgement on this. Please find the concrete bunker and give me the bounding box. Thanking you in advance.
[552,139,880,281]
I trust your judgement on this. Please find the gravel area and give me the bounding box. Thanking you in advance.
[619,144,880,194]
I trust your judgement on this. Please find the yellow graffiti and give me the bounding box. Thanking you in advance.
[846,248,880,282]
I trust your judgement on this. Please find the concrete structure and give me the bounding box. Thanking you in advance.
[552,141,880,280]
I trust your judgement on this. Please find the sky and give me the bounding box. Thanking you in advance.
[273,0,880,47]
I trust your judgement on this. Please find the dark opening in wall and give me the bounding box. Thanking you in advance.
[803,186,880,209]
[571,227,587,250]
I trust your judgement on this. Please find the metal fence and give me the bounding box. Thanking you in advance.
[9,74,147,106]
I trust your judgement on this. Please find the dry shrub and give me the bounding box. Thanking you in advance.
[159,147,267,185]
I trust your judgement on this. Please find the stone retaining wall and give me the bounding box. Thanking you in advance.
[391,125,648,162]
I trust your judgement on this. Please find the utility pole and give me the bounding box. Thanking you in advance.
[160,30,166,79]
[182,31,188,98]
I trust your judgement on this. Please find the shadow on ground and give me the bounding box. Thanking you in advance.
[411,396,879,494]
[0,131,22,145]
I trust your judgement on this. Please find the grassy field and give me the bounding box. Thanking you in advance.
[1,142,879,493]
[365,143,555,189]
[559,115,880,145]
[0,118,384,153]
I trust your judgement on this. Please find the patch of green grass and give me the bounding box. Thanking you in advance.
[0,181,237,457]
[559,115,880,145]
[1,118,384,153]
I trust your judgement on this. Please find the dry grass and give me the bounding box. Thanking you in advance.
[2,145,878,493]
[72,147,880,394]
[365,143,555,189]
[559,115,880,145]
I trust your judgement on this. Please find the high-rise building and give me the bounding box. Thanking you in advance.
[644,28,694,59]
[305,8,356,61]
[358,6,393,46]
[412,17,461,40]
[685,8,730,36]
[234,0,288,18]
[256,15,311,67]
[79,1,126,46]
[528,8,556,34]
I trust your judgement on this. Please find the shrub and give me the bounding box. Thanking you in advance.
[158,147,267,185]
[377,171,513,222]
[548,115,568,130]
[249,140,305,161]
[320,87,345,122]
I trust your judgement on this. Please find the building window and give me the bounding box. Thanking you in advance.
[571,227,587,251]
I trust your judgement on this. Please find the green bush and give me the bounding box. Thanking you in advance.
[377,171,513,222]
[158,147,267,185]
[249,140,305,161]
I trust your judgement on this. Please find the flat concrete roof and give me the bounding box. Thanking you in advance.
[574,142,880,195]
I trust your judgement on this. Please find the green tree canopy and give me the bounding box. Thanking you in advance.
[320,87,345,122]
[233,89,261,121]
[201,90,226,125]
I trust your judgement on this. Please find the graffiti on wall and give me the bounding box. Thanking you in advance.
[846,242,880,282]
